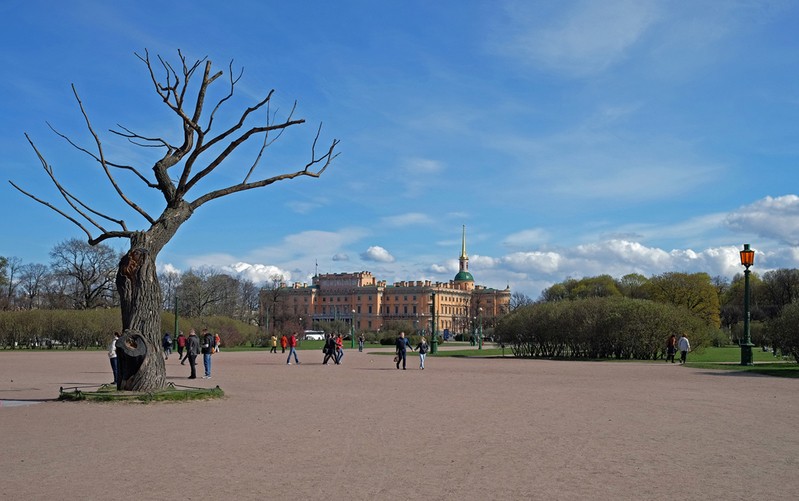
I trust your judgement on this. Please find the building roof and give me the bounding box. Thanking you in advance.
[454,270,474,282]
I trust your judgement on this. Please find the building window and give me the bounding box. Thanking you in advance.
[368,306,372,314]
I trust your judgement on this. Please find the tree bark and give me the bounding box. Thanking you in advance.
[115,244,165,391]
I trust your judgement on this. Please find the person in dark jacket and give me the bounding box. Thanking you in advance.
[415,336,429,370]
[201,328,214,379]
[186,329,200,379]
[323,333,337,365]
[395,332,409,370]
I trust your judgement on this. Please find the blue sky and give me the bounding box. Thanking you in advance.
[2,0,799,299]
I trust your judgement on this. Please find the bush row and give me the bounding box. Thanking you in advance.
[495,296,720,359]
[0,309,259,349]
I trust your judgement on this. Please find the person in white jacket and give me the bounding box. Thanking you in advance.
[677,334,691,364]
[108,331,120,387]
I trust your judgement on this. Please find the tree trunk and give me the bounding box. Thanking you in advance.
[115,244,166,391]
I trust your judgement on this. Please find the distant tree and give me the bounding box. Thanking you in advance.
[9,50,338,390]
[1,256,23,309]
[510,291,533,310]
[18,263,50,309]
[49,239,118,309]
[760,268,799,318]
[541,275,621,301]
[617,273,650,299]
[158,269,181,311]
[648,272,720,328]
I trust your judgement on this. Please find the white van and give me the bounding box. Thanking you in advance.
[303,330,325,340]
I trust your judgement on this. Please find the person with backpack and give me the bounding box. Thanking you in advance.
[201,329,214,379]
[162,332,173,360]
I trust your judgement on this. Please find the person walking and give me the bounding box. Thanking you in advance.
[677,333,691,364]
[108,331,120,387]
[666,334,677,363]
[395,331,409,370]
[177,331,186,364]
[186,329,200,379]
[323,334,337,365]
[335,333,344,365]
[270,334,278,353]
[358,334,365,352]
[201,329,214,379]
[415,336,429,370]
[280,334,288,354]
[214,332,221,353]
[162,332,173,360]
[286,332,300,365]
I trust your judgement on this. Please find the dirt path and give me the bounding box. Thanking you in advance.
[1,349,797,500]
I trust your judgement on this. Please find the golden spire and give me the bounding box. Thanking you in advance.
[461,225,467,259]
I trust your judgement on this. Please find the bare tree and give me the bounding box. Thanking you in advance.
[49,239,119,309]
[509,291,533,311]
[9,50,338,390]
[1,256,23,309]
[18,263,50,309]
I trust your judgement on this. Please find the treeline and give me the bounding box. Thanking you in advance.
[503,270,799,362]
[1,240,263,327]
[496,296,717,359]
[0,309,259,350]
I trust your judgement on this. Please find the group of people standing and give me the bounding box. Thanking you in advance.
[174,329,218,379]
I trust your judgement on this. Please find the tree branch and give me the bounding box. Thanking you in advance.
[189,133,339,210]
[68,85,156,224]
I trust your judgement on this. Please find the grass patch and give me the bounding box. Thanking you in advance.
[58,382,224,403]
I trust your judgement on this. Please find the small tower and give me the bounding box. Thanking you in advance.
[453,225,474,288]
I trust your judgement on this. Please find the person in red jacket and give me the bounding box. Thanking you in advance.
[286,332,300,365]
[280,334,288,354]
[177,331,187,364]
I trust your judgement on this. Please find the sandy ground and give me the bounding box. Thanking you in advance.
[1,346,798,501]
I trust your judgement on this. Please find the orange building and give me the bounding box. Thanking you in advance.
[261,226,510,336]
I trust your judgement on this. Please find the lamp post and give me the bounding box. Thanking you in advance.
[740,244,755,366]
[478,307,483,350]
[351,309,356,349]
[430,291,438,354]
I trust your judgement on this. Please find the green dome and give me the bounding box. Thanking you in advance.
[454,271,474,282]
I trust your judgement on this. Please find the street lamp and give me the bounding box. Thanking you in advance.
[430,291,438,354]
[478,307,483,350]
[351,309,356,349]
[740,244,755,366]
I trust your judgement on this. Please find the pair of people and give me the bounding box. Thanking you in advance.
[395,332,429,370]
[322,333,344,365]
[667,333,691,364]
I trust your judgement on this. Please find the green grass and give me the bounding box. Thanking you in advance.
[430,344,799,378]
[58,382,225,402]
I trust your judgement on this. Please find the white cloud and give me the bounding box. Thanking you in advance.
[361,246,395,263]
[222,262,292,283]
[495,0,659,76]
[158,262,182,275]
[726,195,799,245]
[502,228,549,249]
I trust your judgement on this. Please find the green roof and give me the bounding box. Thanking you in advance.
[454,271,474,282]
